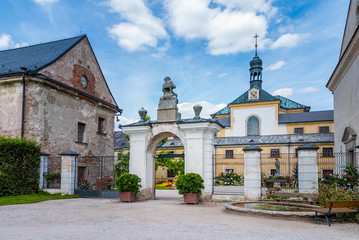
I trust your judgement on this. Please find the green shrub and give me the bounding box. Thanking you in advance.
[0,137,41,196]
[115,173,141,194]
[114,152,129,177]
[316,183,359,207]
[176,173,204,195]
[78,179,90,190]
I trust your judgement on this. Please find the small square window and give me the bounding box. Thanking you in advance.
[270,169,276,176]
[77,122,86,143]
[322,148,333,157]
[225,168,234,173]
[270,149,280,158]
[319,126,330,133]
[294,127,304,134]
[98,117,105,133]
[323,169,333,176]
[225,150,234,158]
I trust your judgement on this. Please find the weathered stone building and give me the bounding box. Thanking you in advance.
[0,35,121,156]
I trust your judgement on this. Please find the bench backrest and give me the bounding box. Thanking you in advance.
[324,200,359,208]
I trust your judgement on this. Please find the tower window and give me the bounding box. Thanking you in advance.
[294,127,304,134]
[247,116,259,136]
[319,126,329,133]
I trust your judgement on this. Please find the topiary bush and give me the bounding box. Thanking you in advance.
[176,173,204,195]
[115,173,141,194]
[0,137,41,196]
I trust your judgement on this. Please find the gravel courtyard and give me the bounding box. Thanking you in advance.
[1,190,358,240]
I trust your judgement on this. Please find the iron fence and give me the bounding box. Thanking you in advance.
[213,154,244,195]
[42,156,62,189]
[74,156,119,198]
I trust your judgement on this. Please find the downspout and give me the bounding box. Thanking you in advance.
[20,67,27,138]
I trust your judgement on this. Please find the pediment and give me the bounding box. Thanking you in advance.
[341,126,357,143]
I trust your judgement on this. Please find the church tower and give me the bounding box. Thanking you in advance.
[249,34,263,89]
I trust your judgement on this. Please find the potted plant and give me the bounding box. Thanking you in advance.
[176,173,204,204]
[115,173,141,202]
[104,176,113,190]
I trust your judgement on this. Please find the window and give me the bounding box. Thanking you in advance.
[294,127,304,134]
[77,122,86,143]
[322,147,333,157]
[319,126,330,133]
[247,116,259,136]
[270,169,276,176]
[225,150,234,158]
[225,168,234,173]
[323,169,333,176]
[270,149,280,158]
[98,117,105,133]
[167,170,175,178]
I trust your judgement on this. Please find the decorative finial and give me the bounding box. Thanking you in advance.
[138,107,147,121]
[193,104,202,119]
[254,33,259,56]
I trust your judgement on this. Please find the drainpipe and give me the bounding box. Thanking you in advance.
[20,67,27,138]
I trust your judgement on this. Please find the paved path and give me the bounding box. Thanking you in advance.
[0,190,358,240]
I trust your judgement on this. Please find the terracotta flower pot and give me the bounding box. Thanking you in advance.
[119,191,137,202]
[183,193,200,204]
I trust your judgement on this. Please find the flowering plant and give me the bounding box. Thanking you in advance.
[214,172,244,186]
[44,172,61,184]
[78,179,90,190]
[105,176,113,183]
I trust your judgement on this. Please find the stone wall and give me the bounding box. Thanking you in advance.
[24,79,115,156]
[0,78,23,136]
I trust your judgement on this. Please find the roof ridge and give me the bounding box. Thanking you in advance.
[0,35,86,53]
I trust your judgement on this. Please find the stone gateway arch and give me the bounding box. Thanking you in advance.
[122,77,222,200]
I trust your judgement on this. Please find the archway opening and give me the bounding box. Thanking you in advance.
[147,132,185,200]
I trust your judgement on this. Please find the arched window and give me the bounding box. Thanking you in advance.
[247,116,259,136]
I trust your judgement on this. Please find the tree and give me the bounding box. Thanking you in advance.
[156,150,184,177]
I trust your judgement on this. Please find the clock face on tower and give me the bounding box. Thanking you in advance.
[248,88,259,100]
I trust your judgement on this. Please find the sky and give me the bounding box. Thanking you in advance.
[0,0,350,128]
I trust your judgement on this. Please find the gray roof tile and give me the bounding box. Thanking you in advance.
[278,110,333,124]
[0,35,85,76]
[158,133,334,148]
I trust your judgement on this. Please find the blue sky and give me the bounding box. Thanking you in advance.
[0,0,349,126]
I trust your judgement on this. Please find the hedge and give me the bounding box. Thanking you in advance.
[0,137,41,196]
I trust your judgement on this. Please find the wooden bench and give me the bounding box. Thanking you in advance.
[266,192,318,205]
[309,200,359,226]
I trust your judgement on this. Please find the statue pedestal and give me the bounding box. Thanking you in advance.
[157,108,181,122]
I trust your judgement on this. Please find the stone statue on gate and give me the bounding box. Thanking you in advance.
[274,158,281,177]
[157,76,181,121]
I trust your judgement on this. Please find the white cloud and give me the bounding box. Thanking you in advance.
[272,88,293,97]
[0,33,28,50]
[270,33,310,49]
[0,34,12,50]
[164,0,274,55]
[217,73,227,78]
[265,60,285,71]
[178,101,227,119]
[107,0,168,52]
[33,0,58,4]
[299,87,319,93]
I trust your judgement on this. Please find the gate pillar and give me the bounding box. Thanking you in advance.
[297,144,319,193]
[243,145,262,200]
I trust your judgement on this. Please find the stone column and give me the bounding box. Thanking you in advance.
[297,144,319,193]
[59,151,80,195]
[243,145,262,200]
[122,125,153,200]
[39,152,49,189]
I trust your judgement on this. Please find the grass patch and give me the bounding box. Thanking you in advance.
[155,186,176,190]
[0,191,79,206]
